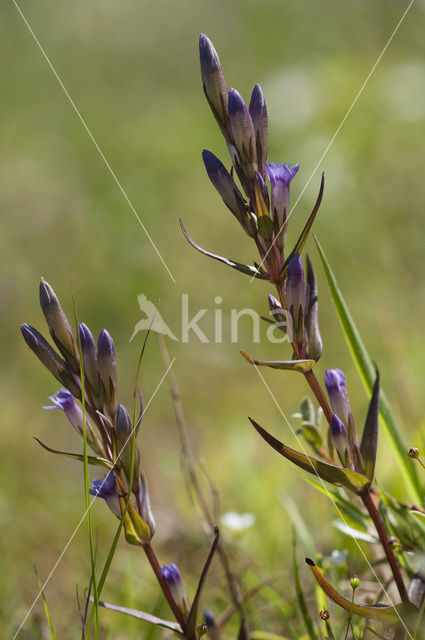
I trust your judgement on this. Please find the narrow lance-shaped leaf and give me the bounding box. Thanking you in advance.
[34,438,112,468]
[180,219,269,280]
[87,595,184,636]
[314,236,423,503]
[240,350,315,373]
[280,173,324,276]
[360,368,380,481]
[249,418,371,495]
[186,526,220,639]
[305,558,418,626]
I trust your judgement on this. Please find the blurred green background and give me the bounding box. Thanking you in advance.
[1,0,425,636]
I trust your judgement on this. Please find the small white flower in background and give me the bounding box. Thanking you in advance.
[220,511,255,533]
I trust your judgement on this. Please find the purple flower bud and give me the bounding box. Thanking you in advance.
[204,610,215,628]
[249,84,268,174]
[39,279,79,372]
[228,88,256,173]
[330,414,350,463]
[325,368,352,427]
[266,162,299,248]
[79,323,100,397]
[90,472,121,518]
[161,563,190,615]
[202,150,255,235]
[97,329,117,417]
[21,324,81,398]
[285,254,306,344]
[199,34,228,127]
[116,403,140,487]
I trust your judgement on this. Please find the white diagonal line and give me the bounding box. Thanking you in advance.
[250,0,416,283]
[250,362,412,637]
[12,357,175,639]
[11,0,176,285]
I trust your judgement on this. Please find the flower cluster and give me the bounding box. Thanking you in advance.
[21,279,154,542]
[181,34,323,286]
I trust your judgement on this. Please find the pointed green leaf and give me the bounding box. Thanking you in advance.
[240,351,315,372]
[306,558,418,627]
[280,173,324,276]
[360,369,380,481]
[249,418,371,494]
[186,526,219,639]
[88,595,184,635]
[315,236,422,503]
[34,438,112,467]
[34,567,56,640]
[180,219,269,280]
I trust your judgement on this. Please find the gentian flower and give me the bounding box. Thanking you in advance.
[324,368,352,427]
[161,563,190,615]
[90,471,121,518]
[44,388,84,435]
[266,162,299,248]
[330,414,350,464]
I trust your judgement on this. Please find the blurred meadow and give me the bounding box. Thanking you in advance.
[1,0,425,636]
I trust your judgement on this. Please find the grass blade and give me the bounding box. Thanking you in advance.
[34,567,56,640]
[314,236,422,503]
[292,528,316,640]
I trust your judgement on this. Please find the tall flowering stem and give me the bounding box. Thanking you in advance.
[191,34,410,606]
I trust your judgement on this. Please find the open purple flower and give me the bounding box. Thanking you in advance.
[44,388,84,435]
[90,471,121,518]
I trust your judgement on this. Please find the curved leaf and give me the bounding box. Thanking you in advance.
[305,558,418,627]
[186,525,220,639]
[88,595,184,636]
[180,218,269,280]
[249,418,371,494]
[34,438,112,468]
[315,236,422,503]
[240,351,315,372]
